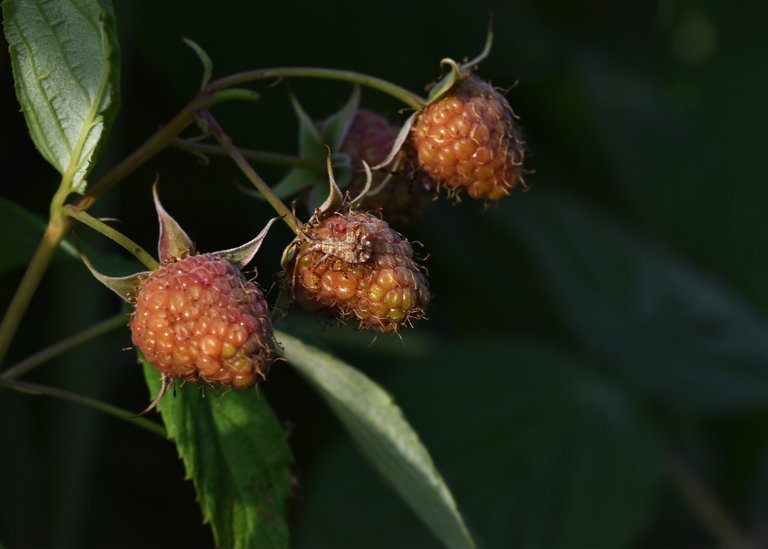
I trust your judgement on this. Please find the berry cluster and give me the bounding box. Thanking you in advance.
[86,46,526,406]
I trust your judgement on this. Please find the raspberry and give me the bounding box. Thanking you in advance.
[285,209,429,332]
[410,74,525,201]
[340,110,432,225]
[130,254,274,389]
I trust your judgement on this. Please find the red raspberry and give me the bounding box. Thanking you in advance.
[130,254,274,389]
[341,110,432,225]
[285,209,429,332]
[410,75,525,201]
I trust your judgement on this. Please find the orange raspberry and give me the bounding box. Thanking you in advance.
[410,75,525,201]
[285,209,429,332]
[130,254,274,389]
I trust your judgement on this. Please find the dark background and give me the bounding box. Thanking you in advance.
[2,0,768,547]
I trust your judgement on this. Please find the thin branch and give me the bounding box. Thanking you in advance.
[0,378,166,438]
[1,312,129,381]
[197,110,299,234]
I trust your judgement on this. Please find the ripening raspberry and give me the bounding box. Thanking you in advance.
[130,254,274,389]
[340,110,432,225]
[285,209,429,332]
[410,74,525,201]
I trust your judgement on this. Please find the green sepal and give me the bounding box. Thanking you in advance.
[317,85,361,151]
[214,217,279,269]
[153,183,195,263]
[182,37,213,91]
[424,25,494,106]
[315,154,345,219]
[79,251,147,303]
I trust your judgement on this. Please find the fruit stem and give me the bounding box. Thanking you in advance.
[666,451,755,549]
[197,109,300,234]
[207,67,426,110]
[173,138,323,171]
[1,311,128,381]
[74,100,203,212]
[0,377,166,437]
[62,206,159,270]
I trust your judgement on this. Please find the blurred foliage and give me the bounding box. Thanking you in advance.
[2,0,768,547]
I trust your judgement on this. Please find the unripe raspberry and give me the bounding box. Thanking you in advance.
[130,254,274,389]
[285,209,429,332]
[410,75,525,201]
[341,110,431,225]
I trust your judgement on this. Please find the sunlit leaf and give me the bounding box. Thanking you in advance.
[143,364,293,549]
[278,330,476,549]
[296,338,660,549]
[2,0,121,194]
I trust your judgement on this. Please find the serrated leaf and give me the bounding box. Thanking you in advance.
[296,338,660,549]
[277,330,476,549]
[497,189,768,415]
[143,363,293,549]
[3,0,121,194]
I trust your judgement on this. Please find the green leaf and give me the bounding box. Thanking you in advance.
[3,0,121,194]
[496,189,768,415]
[277,330,476,549]
[143,363,293,549]
[296,338,660,549]
[317,85,360,151]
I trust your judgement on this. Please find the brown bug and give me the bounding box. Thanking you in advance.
[298,213,375,265]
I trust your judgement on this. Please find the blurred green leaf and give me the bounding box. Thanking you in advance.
[143,363,293,549]
[496,189,768,415]
[0,198,66,275]
[296,337,660,548]
[277,330,476,549]
[2,0,120,194]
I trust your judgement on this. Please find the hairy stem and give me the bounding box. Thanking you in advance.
[63,206,158,270]
[208,67,426,110]
[0,378,166,437]
[1,312,129,381]
[198,110,299,233]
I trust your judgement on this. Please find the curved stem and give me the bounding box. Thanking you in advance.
[63,206,158,270]
[0,377,166,437]
[1,311,129,381]
[198,109,299,234]
[74,100,202,212]
[208,67,426,110]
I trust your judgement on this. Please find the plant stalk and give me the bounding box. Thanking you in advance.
[1,311,129,381]
[197,109,299,234]
[0,377,166,437]
[208,67,426,110]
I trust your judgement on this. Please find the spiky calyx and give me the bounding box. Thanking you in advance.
[410,74,525,201]
[341,110,432,225]
[130,254,274,389]
[285,209,429,332]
